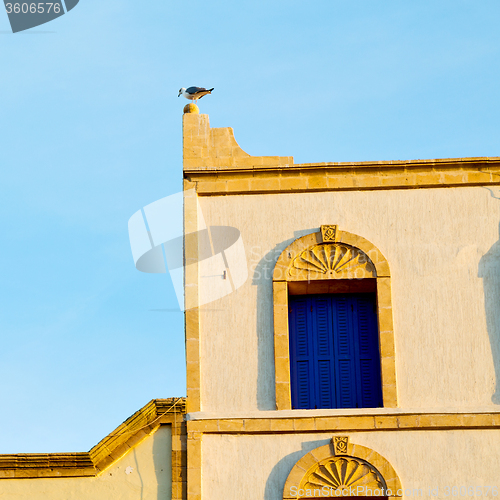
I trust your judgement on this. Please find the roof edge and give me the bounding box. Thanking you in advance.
[0,397,186,480]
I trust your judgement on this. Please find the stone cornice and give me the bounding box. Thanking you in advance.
[185,156,500,195]
[186,155,500,174]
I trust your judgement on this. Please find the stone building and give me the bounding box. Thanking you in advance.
[1,108,500,499]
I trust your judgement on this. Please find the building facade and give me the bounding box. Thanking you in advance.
[182,111,500,500]
[1,109,500,499]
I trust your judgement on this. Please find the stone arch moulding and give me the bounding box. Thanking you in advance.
[283,436,402,500]
[272,225,397,410]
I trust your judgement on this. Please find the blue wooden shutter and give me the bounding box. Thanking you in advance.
[289,293,382,410]
[331,296,356,408]
[289,297,314,409]
[311,296,335,408]
[352,295,383,408]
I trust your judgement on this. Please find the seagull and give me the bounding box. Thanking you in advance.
[178,86,214,104]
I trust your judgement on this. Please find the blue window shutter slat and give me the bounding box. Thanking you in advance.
[296,361,312,408]
[311,296,335,408]
[294,299,309,357]
[357,297,378,356]
[314,297,331,356]
[337,359,354,408]
[359,359,380,407]
[350,295,364,406]
[332,296,356,408]
[335,297,351,356]
[317,360,333,408]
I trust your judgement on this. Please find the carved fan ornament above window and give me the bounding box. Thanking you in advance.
[302,456,386,496]
[290,243,376,278]
[283,437,398,500]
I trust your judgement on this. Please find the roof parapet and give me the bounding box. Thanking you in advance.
[183,113,293,172]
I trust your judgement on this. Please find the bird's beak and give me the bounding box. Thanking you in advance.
[178,92,181,97]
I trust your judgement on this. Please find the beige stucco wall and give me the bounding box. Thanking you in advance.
[202,430,500,500]
[197,186,500,412]
[0,426,172,500]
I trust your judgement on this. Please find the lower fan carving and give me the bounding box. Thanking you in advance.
[302,457,385,496]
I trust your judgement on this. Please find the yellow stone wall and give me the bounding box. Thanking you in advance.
[201,430,500,500]
[195,186,500,412]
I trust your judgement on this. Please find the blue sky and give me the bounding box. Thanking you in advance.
[0,0,499,453]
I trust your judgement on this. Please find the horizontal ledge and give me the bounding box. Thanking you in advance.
[192,185,500,197]
[187,406,500,420]
[193,183,500,197]
[185,411,500,434]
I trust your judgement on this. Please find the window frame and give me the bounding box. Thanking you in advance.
[272,227,397,410]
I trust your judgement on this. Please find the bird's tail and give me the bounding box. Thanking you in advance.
[208,88,214,93]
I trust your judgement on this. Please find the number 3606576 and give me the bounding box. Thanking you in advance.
[5,3,62,14]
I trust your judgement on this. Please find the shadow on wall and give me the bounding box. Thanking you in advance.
[479,189,500,405]
[252,229,318,411]
[264,439,329,500]
[132,448,145,500]
[479,220,500,405]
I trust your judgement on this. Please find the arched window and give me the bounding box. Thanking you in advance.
[272,226,397,410]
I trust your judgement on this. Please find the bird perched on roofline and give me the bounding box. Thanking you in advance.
[178,86,214,104]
